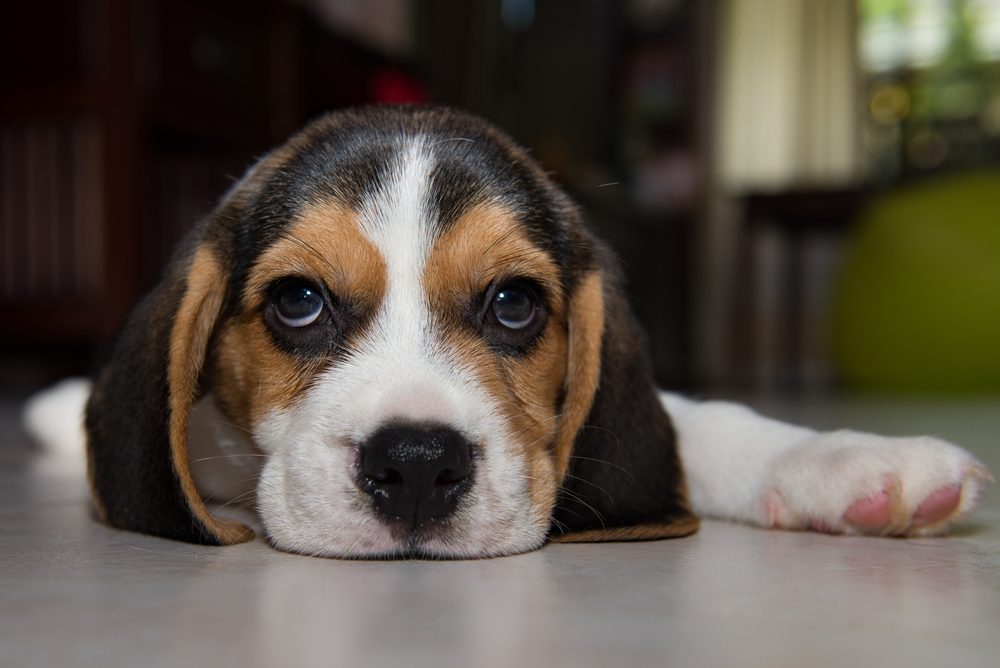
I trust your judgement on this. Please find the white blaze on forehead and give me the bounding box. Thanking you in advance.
[340,137,489,436]
[350,138,451,429]
[357,139,434,341]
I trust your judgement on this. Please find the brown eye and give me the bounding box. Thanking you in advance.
[491,285,536,330]
[275,282,324,327]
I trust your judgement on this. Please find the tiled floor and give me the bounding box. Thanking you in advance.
[2,396,998,668]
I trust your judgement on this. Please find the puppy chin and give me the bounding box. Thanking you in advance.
[256,455,550,560]
[414,520,550,560]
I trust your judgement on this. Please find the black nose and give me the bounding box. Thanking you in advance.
[360,424,474,526]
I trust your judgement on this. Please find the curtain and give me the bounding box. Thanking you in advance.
[695,0,863,386]
[714,0,862,190]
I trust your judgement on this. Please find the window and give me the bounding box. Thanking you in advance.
[860,0,1000,179]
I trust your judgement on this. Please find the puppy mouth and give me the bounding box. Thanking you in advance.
[377,515,465,558]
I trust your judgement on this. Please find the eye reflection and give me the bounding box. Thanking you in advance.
[492,285,536,330]
[275,282,324,327]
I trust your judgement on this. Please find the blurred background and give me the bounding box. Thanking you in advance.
[1,0,999,399]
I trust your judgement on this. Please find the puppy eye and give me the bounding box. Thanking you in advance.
[274,282,325,327]
[492,285,536,330]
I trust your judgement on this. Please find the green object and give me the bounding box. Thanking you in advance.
[833,170,1000,392]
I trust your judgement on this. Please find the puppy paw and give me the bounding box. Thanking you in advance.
[762,431,994,537]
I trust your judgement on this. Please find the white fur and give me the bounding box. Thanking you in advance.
[22,378,91,458]
[254,139,548,558]
[664,392,993,536]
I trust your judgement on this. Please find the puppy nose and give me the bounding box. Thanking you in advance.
[360,424,473,526]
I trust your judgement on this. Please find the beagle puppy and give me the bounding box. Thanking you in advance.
[84,106,993,558]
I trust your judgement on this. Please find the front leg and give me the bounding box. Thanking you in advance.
[663,393,994,536]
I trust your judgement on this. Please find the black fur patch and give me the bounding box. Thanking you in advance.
[550,244,693,536]
[85,251,222,544]
[219,107,595,317]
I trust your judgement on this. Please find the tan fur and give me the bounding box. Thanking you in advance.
[167,247,254,545]
[549,516,700,543]
[424,204,570,513]
[212,202,387,428]
[424,205,566,315]
[551,272,604,484]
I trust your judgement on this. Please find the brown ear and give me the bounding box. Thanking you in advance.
[85,237,252,545]
[549,246,698,542]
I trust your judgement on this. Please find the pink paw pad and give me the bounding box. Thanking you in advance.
[912,484,961,527]
[843,489,891,531]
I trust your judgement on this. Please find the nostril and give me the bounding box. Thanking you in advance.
[368,468,403,485]
[434,467,468,486]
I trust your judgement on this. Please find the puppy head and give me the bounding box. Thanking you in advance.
[85,107,697,558]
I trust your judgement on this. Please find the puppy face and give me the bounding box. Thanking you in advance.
[85,107,697,558]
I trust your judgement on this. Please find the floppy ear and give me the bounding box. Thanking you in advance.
[85,235,253,545]
[549,245,699,542]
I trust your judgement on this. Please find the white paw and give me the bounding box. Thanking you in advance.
[22,378,92,457]
[762,431,994,537]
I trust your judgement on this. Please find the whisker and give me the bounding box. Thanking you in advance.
[556,488,606,528]
[551,504,582,519]
[205,417,254,435]
[509,412,564,443]
[430,136,476,148]
[278,230,341,280]
[204,485,259,508]
[190,454,269,464]
[548,515,569,534]
[214,489,258,507]
[567,455,636,481]
[483,249,551,276]
[578,423,623,448]
[559,472,615,504]
[482,226,521,256]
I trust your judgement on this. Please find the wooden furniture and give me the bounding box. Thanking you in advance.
[731,187,873,390]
